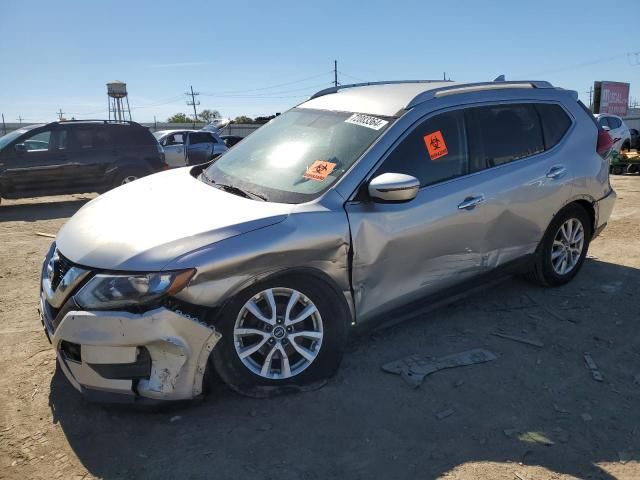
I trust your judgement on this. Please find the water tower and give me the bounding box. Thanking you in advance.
[107,80,132,121]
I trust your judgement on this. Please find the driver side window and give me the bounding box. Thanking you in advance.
[19,129,67,153]
[23,131,51,152]
[163,133,184,146]
[375,110,468,187]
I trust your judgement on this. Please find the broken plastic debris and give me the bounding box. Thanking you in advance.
[583,353,604,382]
[435,408,455,420]
[519,431,554,446]
[382,348,498,388]
[491,332,544,348]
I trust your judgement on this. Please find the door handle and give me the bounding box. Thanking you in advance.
[546,165,567,179]
[458,194,485,210]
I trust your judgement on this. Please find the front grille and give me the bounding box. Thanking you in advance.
[51,253,74,291]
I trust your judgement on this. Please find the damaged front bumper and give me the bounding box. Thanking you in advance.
[40,294,220,403]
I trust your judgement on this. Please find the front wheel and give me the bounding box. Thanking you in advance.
[526,204,592,287]
[611,165,624,175]
[211,275,348,396]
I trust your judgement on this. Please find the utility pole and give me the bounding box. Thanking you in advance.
[17,115,23,124]
[57,108,65,121]
[1,113,6,135]
[186,85,200,122]
[334,60,338,88]
[588,85,593,110]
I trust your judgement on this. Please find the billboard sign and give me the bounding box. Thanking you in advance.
[593,81,630,116]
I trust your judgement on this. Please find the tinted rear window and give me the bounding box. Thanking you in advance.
[535,103,572,149]
[112,126,157,146]
[466,104,544,168]
[189,132,214,144]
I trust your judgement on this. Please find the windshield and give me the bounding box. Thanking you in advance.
[0,127,37,150]
[203,108,393,203]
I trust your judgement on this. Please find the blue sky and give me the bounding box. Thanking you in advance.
[1,0,639,123]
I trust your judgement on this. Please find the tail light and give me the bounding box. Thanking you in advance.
[597,128,614,159]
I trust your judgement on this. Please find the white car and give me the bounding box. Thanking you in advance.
[594,114,631,152]
[153,129,228,167]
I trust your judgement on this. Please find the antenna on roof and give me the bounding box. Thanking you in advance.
[494,74,506,82]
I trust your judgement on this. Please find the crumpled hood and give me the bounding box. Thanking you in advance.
[56,168,292,270]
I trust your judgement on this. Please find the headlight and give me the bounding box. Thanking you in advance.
[74,269,195,310]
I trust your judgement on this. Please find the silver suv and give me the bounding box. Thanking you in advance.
[39,80,616,403]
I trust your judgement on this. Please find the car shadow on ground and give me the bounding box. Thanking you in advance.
[48,258,640,479]
[0,197,91,222]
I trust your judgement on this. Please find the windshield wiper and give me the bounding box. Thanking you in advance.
[199,171,267,201]
[214,183,268,202]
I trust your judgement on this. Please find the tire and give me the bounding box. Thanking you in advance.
[622,141,631,152]
[611,165,624,175]
[111,168,146,189]
[526,204,592,287]
[211,274,348,397]
[627,164,639,174]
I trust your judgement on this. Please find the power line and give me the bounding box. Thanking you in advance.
[199,71,331,96]
[185,85,200,121]
[338,71,368,83]
[199,82,330,98]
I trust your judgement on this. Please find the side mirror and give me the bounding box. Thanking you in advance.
[368,173,419,202]
[601,125,611,132]
[14,143,27,153]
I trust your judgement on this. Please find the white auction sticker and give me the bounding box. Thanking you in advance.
[344,113,388,130]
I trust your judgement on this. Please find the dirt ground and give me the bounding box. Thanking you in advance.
[0,176,639,480]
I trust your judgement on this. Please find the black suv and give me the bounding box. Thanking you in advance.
[0,120,166,202]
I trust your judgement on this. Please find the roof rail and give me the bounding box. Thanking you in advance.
[54,119,142,126]
[406,81,554,109]
[309,80,451,100]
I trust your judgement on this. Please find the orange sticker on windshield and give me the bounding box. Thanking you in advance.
[424,130,448,160]
[303,160,336,181]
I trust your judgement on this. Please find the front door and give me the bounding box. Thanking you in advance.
[345,109,500,322]
[162,132,187,167]
[1,127,72,197]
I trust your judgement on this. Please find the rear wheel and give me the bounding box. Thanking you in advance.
[611,165,624,175]
[111,168,146,189]
[526,204,592,287]
[211,275,348,397]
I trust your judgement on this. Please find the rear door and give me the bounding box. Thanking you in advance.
[66,125,113,192]
[186,131,215,165]
[1,127,72,197]
[462,102,574,265]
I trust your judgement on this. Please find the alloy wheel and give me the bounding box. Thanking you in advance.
[121,175,138,185]
[233,287,323,380]
[551,218,585,275]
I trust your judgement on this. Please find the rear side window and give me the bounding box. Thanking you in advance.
[190,132,213,145]
[375,110,468,187]
[117,127,157,146]
[466,104,544,168]
[535,103,572,149]
[597,116,610,128]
